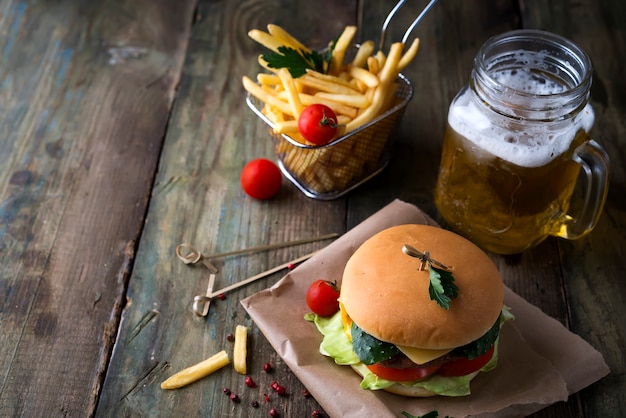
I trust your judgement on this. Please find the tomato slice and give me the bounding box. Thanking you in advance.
[367,363,440,382]
[436,345,495,377]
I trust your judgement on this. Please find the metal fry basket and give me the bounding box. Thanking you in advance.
[246,74,413,200]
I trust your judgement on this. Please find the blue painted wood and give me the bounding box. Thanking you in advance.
[0,0,196,416]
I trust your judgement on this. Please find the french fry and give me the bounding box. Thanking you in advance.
[278,68,304,117]
[257,55,276,73]
[351,40,375,68]
[378,42,404,83]
[290,92,358,118]
[350,78,368,93]
[344,84,388,132]
[398,38,420,71]
[257,73,281,86]
[298,74,362,96]
[367,56,380,74]
[315,92,370,108]
[330,26,358,74]
[263,105,285,124]
[267,24,311,54]
[305,69,356,90]
[375,50,386,69]
[273,120,299,134]
[233,325,248,375]
[338,72,351,82]
[337,114,352,125]
[160,350,230,389]
[334,25,358,53]
[348,66,379,88]
[243,76,293,116]
[248,29,283,53]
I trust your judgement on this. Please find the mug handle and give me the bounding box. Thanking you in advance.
[554,139,610,240]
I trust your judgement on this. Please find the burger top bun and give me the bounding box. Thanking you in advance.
[341,224,504,350]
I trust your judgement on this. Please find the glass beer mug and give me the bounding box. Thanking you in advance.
[435,30,610,254]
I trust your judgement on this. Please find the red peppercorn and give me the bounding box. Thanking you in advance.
[270,381,286,395]
[263,362,273,373]
[269,408,279,417]
[223,387,231,395]
[311,410,322,418]
[229,393,240,403]
[244,376,258,388]
[302,388,311,398]
[218,293,226,300]
[287,263,295,270]
[251,400,260,408]
[226,333,235,342]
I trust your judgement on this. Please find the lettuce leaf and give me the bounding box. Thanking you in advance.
[305,306,513,397]
[304,312,360,365]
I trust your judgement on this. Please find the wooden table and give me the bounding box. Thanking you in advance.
[1,0,624,416]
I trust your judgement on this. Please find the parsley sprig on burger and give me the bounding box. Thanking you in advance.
[305,224,513,397]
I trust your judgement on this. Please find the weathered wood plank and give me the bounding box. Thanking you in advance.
[0,0,195,416]
[96,1,356,416]
[521,1,626,417]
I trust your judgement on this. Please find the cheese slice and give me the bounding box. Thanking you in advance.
[397,344,453,365]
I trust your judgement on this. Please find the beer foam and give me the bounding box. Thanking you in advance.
[491,59,570,95]
[449,76,594,168]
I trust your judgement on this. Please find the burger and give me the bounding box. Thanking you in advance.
[307,224,513,397]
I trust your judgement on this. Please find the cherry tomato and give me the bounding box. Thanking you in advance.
[367,363,441,382]
[306,280,340,317]
[240,158,282,199]
[298,104,340,145]
[436,345,495,377]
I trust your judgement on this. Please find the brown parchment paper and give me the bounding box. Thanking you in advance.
[241,199,610,418]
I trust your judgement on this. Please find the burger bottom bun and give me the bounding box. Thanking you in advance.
[349,365,480,398]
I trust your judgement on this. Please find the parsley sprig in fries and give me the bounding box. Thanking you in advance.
[262,42,336,78]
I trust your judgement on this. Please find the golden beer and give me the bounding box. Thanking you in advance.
[435,30,609,254]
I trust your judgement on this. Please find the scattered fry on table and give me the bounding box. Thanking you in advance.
[160,350,230,390]
[233,325,248,375]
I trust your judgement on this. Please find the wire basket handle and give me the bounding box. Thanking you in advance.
[379,0,439,51]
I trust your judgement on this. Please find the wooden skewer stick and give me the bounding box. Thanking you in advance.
[191,251,318,316]
[208,250,318,299]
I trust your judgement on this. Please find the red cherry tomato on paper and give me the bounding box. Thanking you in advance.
[306,280,340,317]
[240,158,282,199]
[436,345,495,377]
[298,104,340,145]
[366,363,441,382]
